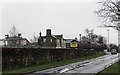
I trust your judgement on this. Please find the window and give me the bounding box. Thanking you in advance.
[43,38,46,42]
[50,39,52,42]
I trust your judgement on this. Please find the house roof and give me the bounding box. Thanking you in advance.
[41,36,46,38]
[6,36,25,40]
[65,39,75,43]
[5,36,29,42]
[40,34,63,40]
[53,35,63,39]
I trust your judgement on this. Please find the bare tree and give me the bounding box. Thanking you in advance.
[84,28,94,40]
[9,25,19,37]
[97,35,107,44]
[95,0,120,30]
[30,32,39,43]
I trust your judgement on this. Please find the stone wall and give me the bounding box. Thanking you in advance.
[2,48,100,70]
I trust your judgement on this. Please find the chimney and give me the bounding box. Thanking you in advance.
[75,37,78,41]
[5,34,9,39]
[61,34,63,37]
[39,31,42,37]
[46,29,51,36]
[18,33,21,37]
[79,34,81,41]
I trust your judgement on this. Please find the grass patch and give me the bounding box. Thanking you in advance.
[2,51,106,75]
[96,60,120,75]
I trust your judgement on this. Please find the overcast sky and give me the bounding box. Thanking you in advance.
[0,0,118,45]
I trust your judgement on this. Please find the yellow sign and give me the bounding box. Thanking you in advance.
[70,44,78,47]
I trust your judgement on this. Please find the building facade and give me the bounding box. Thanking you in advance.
[3,34,29,46]
[0,39,6,46]
[38,29,66,48]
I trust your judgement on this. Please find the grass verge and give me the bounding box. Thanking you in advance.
[96,60,120,75]
[2,51,106,75]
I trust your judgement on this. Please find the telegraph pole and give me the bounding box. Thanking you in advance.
[118,9,120,51]
[118,30,120,51]
[107,29,110,52]
[118,22,120,51]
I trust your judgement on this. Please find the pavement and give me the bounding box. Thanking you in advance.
[24,51,120,75]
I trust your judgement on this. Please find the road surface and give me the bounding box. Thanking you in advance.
[25,52,120,75]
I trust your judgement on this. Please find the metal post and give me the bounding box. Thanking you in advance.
[118,7,120,52]
[118,10,120,51]
[107,29,110,52]
[79,34,81,41]
[118,30,120,51]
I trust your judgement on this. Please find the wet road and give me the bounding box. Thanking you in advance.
[25,52,120,75]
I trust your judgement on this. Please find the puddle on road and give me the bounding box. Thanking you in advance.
[53,61,90,74]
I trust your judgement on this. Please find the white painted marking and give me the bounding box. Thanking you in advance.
[59,68,69,73]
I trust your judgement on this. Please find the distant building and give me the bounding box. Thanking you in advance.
[0,39,6,46]
[3,34,29,46]
[38,29,66,48]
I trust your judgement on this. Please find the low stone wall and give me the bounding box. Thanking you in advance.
[2,48,100,70]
